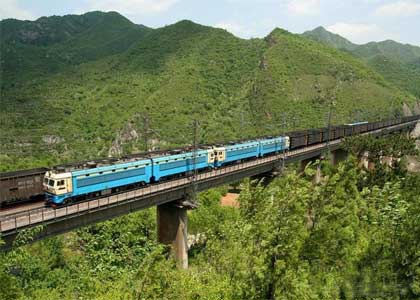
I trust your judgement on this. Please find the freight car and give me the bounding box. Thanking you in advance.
[307,129,322,145]
[0,168,48,207]
[288,130,307,150]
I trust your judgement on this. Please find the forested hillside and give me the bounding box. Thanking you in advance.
[0,12,416,171]
[0,11,151,83]
[1,134,419,299]
[303,27,420,98]
[1,11,420,300]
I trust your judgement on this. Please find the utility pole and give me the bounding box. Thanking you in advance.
[142,113,150,152]
[326,99,333,154]
[240,110,245,139]
[189,119,199,204]
[281,112,287,170]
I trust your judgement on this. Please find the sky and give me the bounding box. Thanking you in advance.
[1,0,420,46]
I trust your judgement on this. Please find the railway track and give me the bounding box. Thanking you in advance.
[0,118,418,234]
[0,139,342,232]
[0,200,45,217]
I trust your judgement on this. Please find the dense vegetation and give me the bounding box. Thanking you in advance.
[1,10,420,300]
[303,27,420,98]
[0,12,416,171]
[1,134,419,299]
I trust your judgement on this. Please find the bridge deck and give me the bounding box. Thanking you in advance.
[0,120,417,249]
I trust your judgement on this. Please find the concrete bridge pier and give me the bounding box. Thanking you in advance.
[331,149,348,166]
[300,155,322,184]
[157,199,196,269]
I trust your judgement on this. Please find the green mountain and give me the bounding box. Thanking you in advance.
[302,27,420,97]
[0,13,416,170]
[0,11,152,84]
[302,26,357,51]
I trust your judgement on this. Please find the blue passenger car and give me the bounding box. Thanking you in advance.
[152,149,213,181]
[259,137,288,156]
[214,141,260,167]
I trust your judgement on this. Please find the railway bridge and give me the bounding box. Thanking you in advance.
[0,119,418,268]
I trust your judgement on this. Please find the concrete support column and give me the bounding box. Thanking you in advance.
[157,201,189,269]
[331,149,348,166]
[157,199,197,269]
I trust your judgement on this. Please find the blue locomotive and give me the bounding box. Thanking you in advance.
[43,136,290,205]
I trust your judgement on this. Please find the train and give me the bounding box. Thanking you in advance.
[0,115,418,207]
[43,136,290,205]
[0,168,48,207]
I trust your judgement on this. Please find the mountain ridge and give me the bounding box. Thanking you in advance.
[302,27,420,97]
[0,11,153,83]
[0,12,417,170]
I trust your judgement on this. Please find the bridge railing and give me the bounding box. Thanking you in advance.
[1,119,417,234]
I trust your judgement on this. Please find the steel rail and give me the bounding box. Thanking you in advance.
[0,120,417,235]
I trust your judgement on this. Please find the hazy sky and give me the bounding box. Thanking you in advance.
[1,0,420,45]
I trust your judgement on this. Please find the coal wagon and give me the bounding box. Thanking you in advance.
[0,168,48,207]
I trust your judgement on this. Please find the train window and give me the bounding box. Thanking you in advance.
[124,167,128,170]
[48,179,55,186]
[58,180,65,186]
[44,178,49,184]
[112,170,116,172]
[99,171,103,174]
[85,174,90,177]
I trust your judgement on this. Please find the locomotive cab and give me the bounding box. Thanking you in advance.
[213,147,226,168]
[284,136,290,149]
[43,171,73,204]
[213,147,226,162]
[207,149,216,163]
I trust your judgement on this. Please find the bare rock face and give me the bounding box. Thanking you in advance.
[42,135,64,145]
[120,123,139,142]
[406,156,420,173]
[108,143,122,158]
[359,151,370,169]
[108,122,139,157]
[19,30,41,42]
[402,103,413,116]
[410,121,420,151]
[411,122,420,140]
[259,55,268,70]
[413,102,420,115]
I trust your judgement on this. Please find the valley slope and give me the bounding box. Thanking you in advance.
[0,12,416,170]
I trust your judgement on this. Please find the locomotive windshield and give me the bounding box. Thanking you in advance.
[44,178,55,186]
